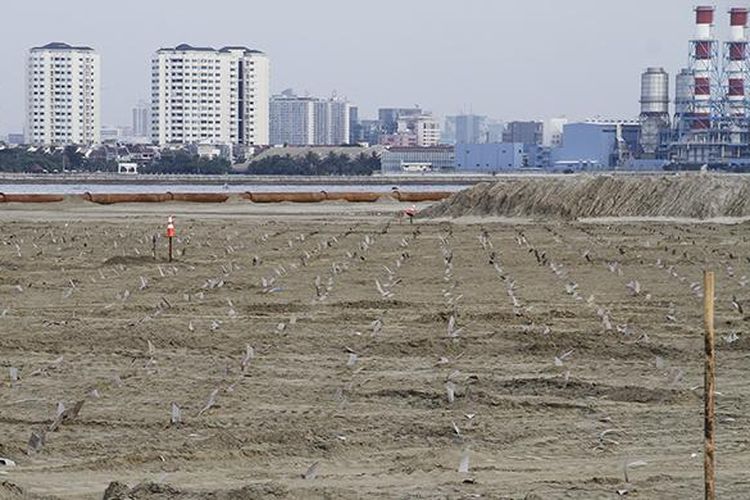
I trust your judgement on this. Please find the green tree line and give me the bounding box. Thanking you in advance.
[139,151,231,175]
[247,151,380,175]
[0,146,116,173]
[0,147,229,174]
[0,146,380,175]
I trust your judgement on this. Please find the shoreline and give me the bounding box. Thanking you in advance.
[0,170,695,186]
[0,172,493,186]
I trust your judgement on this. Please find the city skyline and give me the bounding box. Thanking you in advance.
[1,0,746,136]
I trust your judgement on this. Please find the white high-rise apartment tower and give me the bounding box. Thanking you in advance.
[151,44,270,149]
[270,90,315,145]
[328,99,352,145]
[270,89,352,145]
[25,42,101,145]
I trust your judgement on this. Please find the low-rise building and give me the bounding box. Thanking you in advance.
[379,114,441,147]
[378,107,423,134]
[117,162,139,174]
[543,118,568,147]
[191,143,231,160]
[380,146,455,173]
[6,134,25,145]
[455,143,525,172]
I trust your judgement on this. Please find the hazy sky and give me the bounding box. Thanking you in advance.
[0,0,744,135]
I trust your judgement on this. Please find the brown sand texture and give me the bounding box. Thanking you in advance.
[0,197,748,498]
[422,173,750,220]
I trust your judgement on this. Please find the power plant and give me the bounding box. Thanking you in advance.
[644,6,750,167]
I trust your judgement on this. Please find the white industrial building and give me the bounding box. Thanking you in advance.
[543,117,568,148]
[270,90,352,145]
[25,42,101,146]
[381,146,455,173]
[151,44,270,150]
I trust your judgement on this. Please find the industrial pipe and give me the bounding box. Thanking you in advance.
[1,194,65,203]
[244,191,328,203]
[82,192,173,204]
[168,192,230,203]
[325,191,384,202]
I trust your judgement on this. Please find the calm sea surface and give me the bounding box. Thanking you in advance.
[0,184,468,195]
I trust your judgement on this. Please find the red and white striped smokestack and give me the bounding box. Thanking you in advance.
[730,7,748,40]
[695,6,715,39]
[692,6,716,128]
[694,6,715,60]
[729,7,748,42]
[727,8,749,117]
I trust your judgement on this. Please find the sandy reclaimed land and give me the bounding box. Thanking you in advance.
[0,201,749,499]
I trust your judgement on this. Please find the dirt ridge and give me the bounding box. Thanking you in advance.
[422,174,750,220]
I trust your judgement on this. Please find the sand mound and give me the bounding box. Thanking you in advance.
[0,480,56,500]
[102,481,288,499]
[421,174,750,220]
[57,195,90,207]
[101,255,156,266]
[0,482,26,498]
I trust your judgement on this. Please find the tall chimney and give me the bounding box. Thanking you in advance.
[726,8,749,117]
[692,6,716,129]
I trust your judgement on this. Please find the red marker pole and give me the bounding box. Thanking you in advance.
[166,216,176,262]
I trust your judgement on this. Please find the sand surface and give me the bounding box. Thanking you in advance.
[422,174,750,220]
[1,202,749,498]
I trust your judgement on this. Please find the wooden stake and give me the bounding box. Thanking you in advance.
[703,270,716,500]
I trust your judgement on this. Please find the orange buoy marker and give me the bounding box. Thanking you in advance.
[166,215,176,262]
[404,204,417,224]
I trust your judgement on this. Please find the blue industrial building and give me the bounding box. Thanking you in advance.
[454,143,525,172]
[551,122,640,171]
[524,144,551,169]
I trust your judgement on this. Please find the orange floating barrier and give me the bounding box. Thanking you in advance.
[168,192,230,203]
[2,194,64,203]
[246,191,327,203]
[82,193,172,204]
[325,191,383,202]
